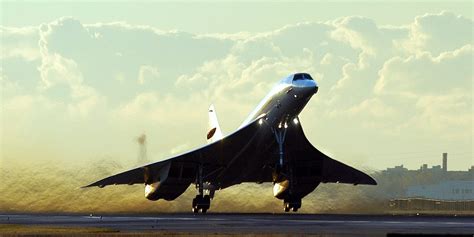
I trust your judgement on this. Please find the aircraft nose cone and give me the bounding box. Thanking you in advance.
[307,79,318,94]
[312,85,319,94]
[293,79,318,94]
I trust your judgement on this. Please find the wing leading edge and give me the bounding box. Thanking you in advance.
[285,119,376,185]
[82,114,266,189]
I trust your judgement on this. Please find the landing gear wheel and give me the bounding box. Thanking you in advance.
[192,195,202,214]
[203,195,211,204]
[283,198,302,213]
[201,195,210,213]
[192,194,211,214]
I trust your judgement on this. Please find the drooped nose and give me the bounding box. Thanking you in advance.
[292,78,318,95]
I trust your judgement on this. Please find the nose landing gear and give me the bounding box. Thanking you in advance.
[192,164,214,214]
[271,121,303,213]
[271,124,288,170]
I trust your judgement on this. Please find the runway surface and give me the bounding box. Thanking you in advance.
[1,213,473,236]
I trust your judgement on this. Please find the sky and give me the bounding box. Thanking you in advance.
[1,1,472,171]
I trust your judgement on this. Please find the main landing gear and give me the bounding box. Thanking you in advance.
[192,194,210,213]
[283,197,301,212]
[192,164,214,213]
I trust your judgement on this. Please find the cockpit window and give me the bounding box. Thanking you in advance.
[293,73,313,81]
[293,73,304,81]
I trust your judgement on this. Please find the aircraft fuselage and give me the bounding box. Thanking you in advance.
[242,73,318,128]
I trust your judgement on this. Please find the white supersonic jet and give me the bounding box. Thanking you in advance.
[84,73,376,213]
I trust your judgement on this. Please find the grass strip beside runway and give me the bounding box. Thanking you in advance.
[0,224,117,235]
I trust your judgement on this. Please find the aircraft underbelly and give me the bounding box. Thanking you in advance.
[214,88,313,189]
[213,128,274,188]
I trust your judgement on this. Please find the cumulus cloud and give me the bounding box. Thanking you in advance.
[137,65,160,85]
[36,45,105,117]
[400,11,473,56]
[1,11,472,197]
[35,17,234,104]
[413,92,471,133]
[375,45,472,97]
[370,45,472,138]
[0,26,40,61]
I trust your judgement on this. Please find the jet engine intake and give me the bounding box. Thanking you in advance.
[145,181,162,200]
[144,162,171,200]
[273,179,290,199]
[144,162,194,201]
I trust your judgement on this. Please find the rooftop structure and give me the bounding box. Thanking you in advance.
[406,180,474,201]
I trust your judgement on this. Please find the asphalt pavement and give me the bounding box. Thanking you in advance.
[1,213,473,236]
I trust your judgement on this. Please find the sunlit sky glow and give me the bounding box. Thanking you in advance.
[1,1,472,171]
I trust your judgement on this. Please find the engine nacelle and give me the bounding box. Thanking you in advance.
[144,162,171,201]
[144,162,194,201]
[145,181,162,200]
[273,179,290,199]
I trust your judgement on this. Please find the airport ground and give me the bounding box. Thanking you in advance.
[1,213,473,236]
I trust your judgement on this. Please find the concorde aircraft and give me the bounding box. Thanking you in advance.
[84,73,376,213]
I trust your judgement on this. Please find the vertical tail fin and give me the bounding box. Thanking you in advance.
[207,104,223,143]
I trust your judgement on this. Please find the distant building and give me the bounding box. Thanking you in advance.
[389,198,474,212]
[385,152,472,175]
[384,165,408,173]
[406,180,474,201]
[419,164,442,172]
[442,153,447,172]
